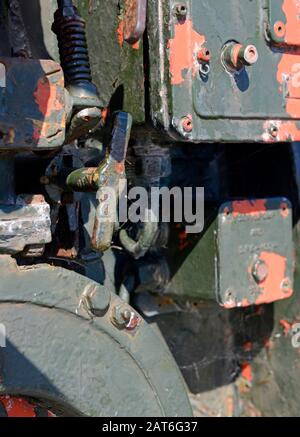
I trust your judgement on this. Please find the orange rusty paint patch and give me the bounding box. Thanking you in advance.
[279,318,293,336]
[241,362,253,382]
[0,396,36,417]
[282,0,300,46]
[277,53,300,118]
[117,19,124,46]
[34,77,64,119]
[131,41,140,50]
[231,199,267,218]
[255,252,293,304]
[263,120,300,142]
[168,19,205,85]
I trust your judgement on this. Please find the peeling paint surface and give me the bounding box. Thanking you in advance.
[168,19,205,85]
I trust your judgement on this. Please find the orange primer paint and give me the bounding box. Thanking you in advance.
[256,252,292,304]
[282,0,300,46]
[34,78,63,119]
[168,19,205,85]
[241,363,253,382]
[263,120,300,142]
[117,19,124,46]
[275,1,300,122]
[231,200,267,218]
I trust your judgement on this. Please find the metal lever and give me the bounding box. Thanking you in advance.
[66,111,132,252]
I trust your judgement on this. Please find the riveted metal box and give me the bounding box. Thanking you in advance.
[147,0,300,143]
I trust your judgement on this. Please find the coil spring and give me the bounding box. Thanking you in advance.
[53,10,92,85]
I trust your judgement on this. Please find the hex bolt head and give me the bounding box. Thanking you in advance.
[252,259,269,284]
[112,304,140,330]
[84,284,111,316]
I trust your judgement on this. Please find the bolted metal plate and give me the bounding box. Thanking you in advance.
[148,0,300,142]
[216,198,294,308]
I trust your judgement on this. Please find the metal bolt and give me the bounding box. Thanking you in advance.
[281,278,292,294]
[269,124,278,139]
[112,304,140,330]
[197,47,211,63]
[274,21,286,38]
[252,259,268,284]
[181,116,193,133]
[222,43,258,72]
[174,4,187,18]
[84,284,111,316]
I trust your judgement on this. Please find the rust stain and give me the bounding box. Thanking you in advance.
[34,77,64,119]
[231,199,267,218]
[168,19,205,85]
[255,252,293,304]
[117,19,124,46]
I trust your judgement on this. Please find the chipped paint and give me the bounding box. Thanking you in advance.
[277,54,300,118]
[34,77,64,119]
[241,362,253,382]
[117,19,124,46]
[263,120,300,142]
[282,0,300,46]
[168,19,205,85]
[255,252,293,304]
[231,200,267,218]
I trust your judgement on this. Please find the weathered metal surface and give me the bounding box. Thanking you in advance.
[217,198,294,308]
[0,57,65,150]
[147,0,300,142]
[0,256,192,417]
[0,195,52,254]
[123,0,147,44]
[75,0,145,123]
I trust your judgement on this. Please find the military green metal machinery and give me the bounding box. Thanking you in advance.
[0,0,300,417]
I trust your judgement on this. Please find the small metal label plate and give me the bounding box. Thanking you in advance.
[217,198,294,308]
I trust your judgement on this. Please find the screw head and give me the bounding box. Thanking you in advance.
[252,259,269,284]
[181,116,193,133]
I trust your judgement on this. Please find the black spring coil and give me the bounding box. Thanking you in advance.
[53,8,92,85]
